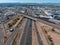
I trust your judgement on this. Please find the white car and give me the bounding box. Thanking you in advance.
[9,28,14,32]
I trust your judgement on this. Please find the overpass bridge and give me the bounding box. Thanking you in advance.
[21,15,60,30]
[21,15,37,21]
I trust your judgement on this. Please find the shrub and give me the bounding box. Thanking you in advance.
[8,23,12,28]
[48,35,52,42]
[52,28,55,31]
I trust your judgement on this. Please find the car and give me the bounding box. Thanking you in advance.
[9,28,14,32]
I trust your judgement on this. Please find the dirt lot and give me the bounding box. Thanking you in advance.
[36,21,60,45]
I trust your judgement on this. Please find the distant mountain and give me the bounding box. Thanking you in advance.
[0,3,20,7]
[0,3,60,7]
[40,3,60,6]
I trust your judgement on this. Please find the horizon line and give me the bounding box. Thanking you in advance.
[0,2,60,4]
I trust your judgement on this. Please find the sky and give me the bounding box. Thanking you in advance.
[0,0,60,3]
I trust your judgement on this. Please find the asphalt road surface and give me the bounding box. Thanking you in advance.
[4,21,23,45]
[22,14,60,30]
[38,19,60,30]
[34,22,43,45]
[20,19,32,45]
[0,28,3,45]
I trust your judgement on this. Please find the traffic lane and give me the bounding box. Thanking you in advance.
[20,19,32,45]
[20,19,30,45]
[38,19,60,30]
[32,21,39,45]
[1,15,15,24]
[25,19,32,45]
[36,21,49,45]
[22,14,60,30]
[34,22,43,45]
[26,9,60,29]
[2,15,19,25]
[4,18,24,45]
[0,28,3,45]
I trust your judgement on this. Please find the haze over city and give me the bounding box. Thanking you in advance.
[0,0,60,3]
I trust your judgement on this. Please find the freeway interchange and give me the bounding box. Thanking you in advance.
[3,14,60,45]
[0,6,60,45]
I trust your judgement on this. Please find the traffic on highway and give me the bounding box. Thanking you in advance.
[0,3,60,45]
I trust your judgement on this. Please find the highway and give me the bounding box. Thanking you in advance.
[21,14,60,30]
[1,7,60,45]
[4,17,23,45]
[34,22,43,45]
[38,19,60,29]
[0,26,3,45]
[22,14,37,21]
[4,23,22,45]
[26,8,60,29]
[0,15,17,24]
[0,16,18,45]
[20,19,32,45]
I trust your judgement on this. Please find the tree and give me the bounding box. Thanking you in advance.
[8,23,12,28]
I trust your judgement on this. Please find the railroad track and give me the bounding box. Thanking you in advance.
[20,19,32,45]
